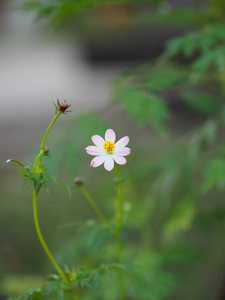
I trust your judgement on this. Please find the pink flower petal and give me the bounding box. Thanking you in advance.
[105,129,116,143]
[115,136,129,149]
[90,155,107,167]
[104,156,114,171]
[114,147,131,156]
[85,146,105,156]
[91,135,105,147]
[112,155,127,165]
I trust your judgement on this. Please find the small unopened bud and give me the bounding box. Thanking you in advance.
[74,177,83,186]
[114,178,119,184]
[59,101,68,112]
[44,146,49,154]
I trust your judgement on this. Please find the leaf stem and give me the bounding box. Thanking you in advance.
[79,185,114,234]
[114,166,126,300]
[114,166,124,231]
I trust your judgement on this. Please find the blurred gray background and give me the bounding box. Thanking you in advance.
[0,0,129,169]
[0,0,197,167]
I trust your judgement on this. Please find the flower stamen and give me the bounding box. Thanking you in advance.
[104,140,115,153]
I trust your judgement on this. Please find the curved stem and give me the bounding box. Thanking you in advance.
[32,111,79,300]
[79,185,114,234]
[33,189,70,285]
[114,166,125,300]
[33,152,43,173]
[33,112,60,173]
[41,112,60,150]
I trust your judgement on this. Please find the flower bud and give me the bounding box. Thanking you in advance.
[59,101,68,112]
[44,146,49,154]
[74,177,83,186]
[114,178,119,184]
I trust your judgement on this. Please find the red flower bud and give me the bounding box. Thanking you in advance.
[74,177,83,186]
[59,102,68,112]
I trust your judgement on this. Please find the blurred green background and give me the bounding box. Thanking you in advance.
[1,0,225,299]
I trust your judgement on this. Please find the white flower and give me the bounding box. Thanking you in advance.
[85,129,131,172]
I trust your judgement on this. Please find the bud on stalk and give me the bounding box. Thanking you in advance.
[59,102,68,112]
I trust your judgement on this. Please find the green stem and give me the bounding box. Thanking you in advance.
[115,232,125,300]
[33,152,43,173]
[33,189,70,285]
[32,111,79,300]
[114,166,125,300]
[79,185,114,234]
[71,292,79,300]
[41,112,60,150]
[114,167,124,230]
[33,112,60,173]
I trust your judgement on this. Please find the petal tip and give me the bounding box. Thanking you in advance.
[105,166,113,172]
[90,161,96,168]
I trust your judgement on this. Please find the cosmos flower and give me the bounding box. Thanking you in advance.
[85,129,131,171]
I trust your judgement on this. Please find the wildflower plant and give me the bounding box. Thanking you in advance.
[5,101,131,300]
[80,128,131,299]
[5,100,80,300]
[6,0,225,299]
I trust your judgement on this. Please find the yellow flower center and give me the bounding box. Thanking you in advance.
[103,140,115,153]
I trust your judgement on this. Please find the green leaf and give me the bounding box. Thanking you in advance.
[146,66,184,92]
[181,91,219,114]
[202,158,225,192]
[57,288,64,300]
[120,88,170,133]
[163,196,196,238]
[47,176,71,197]
[73,263,123,291]
[21,1,56,21]
[3,159,25,168]
[33,291,42,300]
[42,280,60,292]
[164,31,215,59]
[75,268,102,290]
[10,288,42,300]
[86,223,109,249]
[193,45,225,73]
